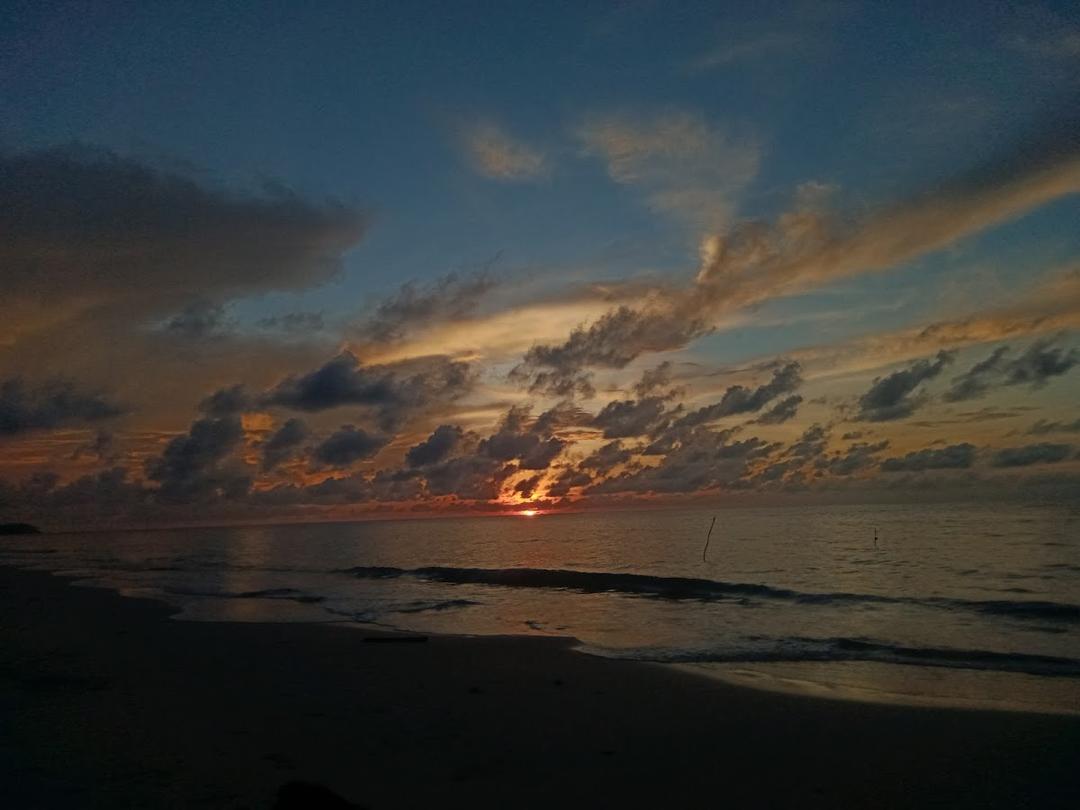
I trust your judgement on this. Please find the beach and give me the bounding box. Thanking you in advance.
[2,565,1079,809]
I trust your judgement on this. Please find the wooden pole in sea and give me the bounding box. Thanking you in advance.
[702,515,717,563]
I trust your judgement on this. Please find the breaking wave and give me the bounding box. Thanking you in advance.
[339,566,1080,624]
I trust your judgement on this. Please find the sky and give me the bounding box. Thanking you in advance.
[2,0,1079,529]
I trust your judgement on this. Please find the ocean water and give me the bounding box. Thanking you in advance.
[4,502,1079,714]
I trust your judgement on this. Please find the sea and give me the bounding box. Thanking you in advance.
[4,501,1079,715]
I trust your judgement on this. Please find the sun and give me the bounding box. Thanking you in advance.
[518,509,539,517]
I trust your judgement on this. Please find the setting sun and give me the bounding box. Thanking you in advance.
[518,509,539,517]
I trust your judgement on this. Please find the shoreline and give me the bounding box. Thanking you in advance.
[3,564,1080,808]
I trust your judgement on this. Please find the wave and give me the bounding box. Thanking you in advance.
[164,586,325,604]
[339,565,1080,624]
[582,637,1080,678]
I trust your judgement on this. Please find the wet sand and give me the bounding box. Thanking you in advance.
[2,565,1078,808]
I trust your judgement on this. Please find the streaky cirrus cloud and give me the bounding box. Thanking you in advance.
[512,114,1080,396]
[576,109,760,230]
[461,121,548,182]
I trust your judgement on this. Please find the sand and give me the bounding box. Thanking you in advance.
[2,565,1078,809]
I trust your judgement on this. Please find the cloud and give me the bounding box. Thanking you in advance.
[816,440,890,476]
[856,351,953,422]
[592,396,672,438]
[546,466,593,497]
[0,144,367,342]
[1028,418,1080,435]
[162,300,231,340]
[943,346,1010,402]
[634,361,675,397]
[511,304,711,397]
[991,443,1073,468]
[422,454,507,500]
[943,337,1078,401]
[1003,337,1080,388]
[513,116,1080,393]
[264,352,475,431]
[256,312,325,335]
[198,384,254,417]
[512,474,543,499]
[312,425,389,468]
[405,425,464,467]
[461,122,547,181]
[689,31,807,71]
[261,418,309,471]
[477,406,566,470]
[754,394,803,425]
[0,377,124,435]
[145,416,250,500]
[71,429,117,463]
[881,443,977,472]
[590,429,772,495]
[580,440,634,473]
[678,362,802,427]
[355,271,500,344]
[577,110,759,230]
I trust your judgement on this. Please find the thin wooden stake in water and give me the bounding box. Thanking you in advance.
[702,516,717,563]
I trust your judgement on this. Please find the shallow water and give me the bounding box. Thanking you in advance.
[4,502,1079,713]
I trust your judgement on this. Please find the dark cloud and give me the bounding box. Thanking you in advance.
[634,361,675,397]
[532,401,592,436]
[71,429,117,462]
[477,407,567,470]
[1028,418,1080,435]
[678,362,802,427]
[145,416,250,500]
[944,338,1078,402]
[405,425,463,467]
[312,425,389,468]
[816,441,890,476]
[856,351,953,421]
[356,271,498,343]
[754,394,803,425]
[422,455,507,500]
[592,396,672,438]
[990,442,1072,468]
[943,346,1010,402]
[546,467,594,497]
[510,306,709,398]
[1003,337,1079,388]
[513,475,543,499]
[264,352,474,431]
[788,424,829,459]
[198,384,254,416]
[261,418,309,471]
[580,441,634,473]
[881,443,976,472]
[590,429,773,494]
[1,145,367,323]
[0,377,124,435]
